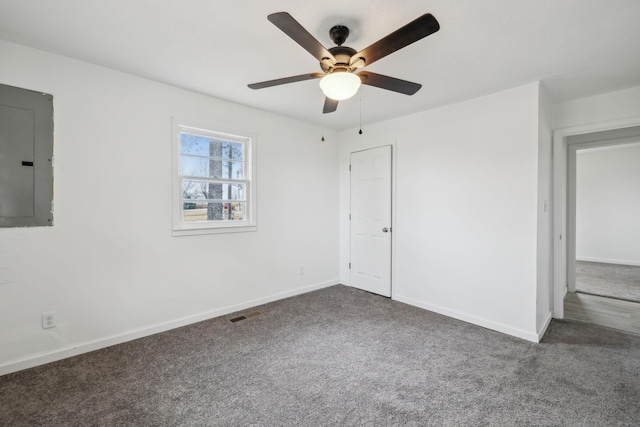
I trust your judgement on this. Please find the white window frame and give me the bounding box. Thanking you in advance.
[172,118,257,236]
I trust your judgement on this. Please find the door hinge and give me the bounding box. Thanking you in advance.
[348,262,351,269]
[349,164,351,172]
[349,213,351,220]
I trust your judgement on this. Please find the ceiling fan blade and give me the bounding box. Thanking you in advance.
[268,12,336,63]
[350,13,439,67]
[248,72,324,90]
[323,97,339,114]
[358,71,422,95]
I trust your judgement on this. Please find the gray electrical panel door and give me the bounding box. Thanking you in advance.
[0,83,54,227]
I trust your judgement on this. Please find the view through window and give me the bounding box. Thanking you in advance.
[173,121,255,235]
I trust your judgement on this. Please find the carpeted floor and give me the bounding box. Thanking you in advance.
[576,261,640,302]
[1,285,639,426]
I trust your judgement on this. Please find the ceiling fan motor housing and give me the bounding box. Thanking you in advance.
[321,45,358,73]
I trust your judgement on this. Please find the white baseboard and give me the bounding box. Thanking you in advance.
[393,294,540,343]
[537,312,553,342]
[0,280,339,376]
[576,257,640,267]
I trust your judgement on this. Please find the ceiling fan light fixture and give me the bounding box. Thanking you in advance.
[319,71,361,101]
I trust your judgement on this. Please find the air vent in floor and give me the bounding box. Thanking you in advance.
[228,311,263,323]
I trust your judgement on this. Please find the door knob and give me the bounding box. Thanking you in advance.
[382,227,389,233]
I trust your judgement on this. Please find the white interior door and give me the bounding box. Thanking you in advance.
[349,145,392,297]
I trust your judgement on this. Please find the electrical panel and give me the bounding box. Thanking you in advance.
[0,83,53,227]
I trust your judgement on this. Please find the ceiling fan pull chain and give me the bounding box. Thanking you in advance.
[359,97,363,135]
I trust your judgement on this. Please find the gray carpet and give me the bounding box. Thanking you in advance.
[576,261,640,302]
[1,285,639,426]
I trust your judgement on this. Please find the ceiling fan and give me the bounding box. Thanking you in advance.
[248,12,440,114]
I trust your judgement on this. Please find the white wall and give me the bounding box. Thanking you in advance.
[553,85,640,129]
[339,83,542,341]
[0,41,339,374]
[576,143,640,265]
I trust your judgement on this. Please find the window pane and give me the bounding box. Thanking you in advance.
[182,181,245,201]
[180,156,244,179]
[223,141,244,160]
[180,133,243,160]
[182,202,246,222]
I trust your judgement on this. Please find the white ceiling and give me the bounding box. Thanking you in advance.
[1,0,639,130]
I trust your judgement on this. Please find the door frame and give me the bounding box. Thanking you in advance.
[347,140,397,298]
[552,116,640,318]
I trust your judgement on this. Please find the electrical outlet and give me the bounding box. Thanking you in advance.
[299,265,305,275]
[42,311,56,329]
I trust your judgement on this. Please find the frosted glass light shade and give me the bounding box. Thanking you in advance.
[319,72,361,101]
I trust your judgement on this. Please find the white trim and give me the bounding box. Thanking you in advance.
[537,312,553,342]
[172,224,257,236]
[552,115,640,319]
[576,257,640,267]
[0,279,338,376]
[553,129,567,318]
[394,294,540,342]
[566,142,577,293]
[579,141,640,153]
[390,142,398,301]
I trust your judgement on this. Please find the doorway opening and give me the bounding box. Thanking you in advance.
[555,123,640,334]
[569,140,640,303]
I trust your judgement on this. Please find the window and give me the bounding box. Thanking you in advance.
[172,119,256,235]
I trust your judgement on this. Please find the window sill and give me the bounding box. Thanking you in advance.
[172,224,257,236]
